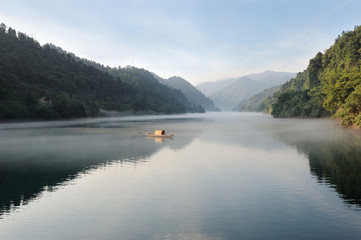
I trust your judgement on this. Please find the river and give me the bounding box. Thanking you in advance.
[1,112,361,240]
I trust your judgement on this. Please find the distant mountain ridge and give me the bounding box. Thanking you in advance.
[155,75,219,111]
[198,71,296,110]
[211,76,263,110]
[196,78,238,97]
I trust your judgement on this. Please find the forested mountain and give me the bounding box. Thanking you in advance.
[47,45,205,114]
[156,76,219,111]
[0,24,202,120]
[270,25,361,127]
[208,71,296,110]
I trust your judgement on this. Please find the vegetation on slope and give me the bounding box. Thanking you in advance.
[0,24,201,120]
[270,25,361,127]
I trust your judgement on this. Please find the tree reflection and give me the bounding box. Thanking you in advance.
[0,124,196,218]
[270,121,361,208]
[306,134,361,207]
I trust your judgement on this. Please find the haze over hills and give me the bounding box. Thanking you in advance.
[2,20,360,128]
[196,78,238,97]
[155,75,219,111]
[211,76,263,110]
[237,85,282,112]
[245,70,297,84]
[198,71,296,110]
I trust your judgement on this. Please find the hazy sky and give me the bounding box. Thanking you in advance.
[1,0,361,85]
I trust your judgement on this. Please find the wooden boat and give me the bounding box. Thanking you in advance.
[147,130,173,138]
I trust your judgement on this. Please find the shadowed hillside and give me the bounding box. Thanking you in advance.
[0,24,203,120]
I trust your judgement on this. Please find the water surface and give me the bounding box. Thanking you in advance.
[1,112,361,239]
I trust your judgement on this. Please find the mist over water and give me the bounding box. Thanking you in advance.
[1,112,361,240]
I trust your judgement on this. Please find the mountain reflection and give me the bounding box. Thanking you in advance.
[268,119,361,208]
[0,119,198,218]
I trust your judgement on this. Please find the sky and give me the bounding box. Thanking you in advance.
[1,0,361,85]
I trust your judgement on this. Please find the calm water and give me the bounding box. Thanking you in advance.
[1,112,361,240]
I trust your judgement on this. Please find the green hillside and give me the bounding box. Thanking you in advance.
[0,24,201,120]
[270,25,361,127]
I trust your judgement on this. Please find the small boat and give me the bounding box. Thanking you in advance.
[147,130,173,138]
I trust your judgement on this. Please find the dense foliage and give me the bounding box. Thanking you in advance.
[271,25,361,127]
[0,24,202,120]
[270,70,329,118]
